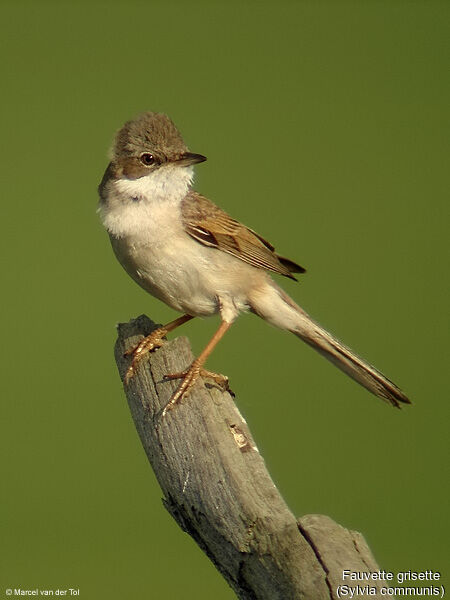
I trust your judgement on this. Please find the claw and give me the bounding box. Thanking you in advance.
[202,369,229,392]
[124,328,167,384]
[161,362,229,417]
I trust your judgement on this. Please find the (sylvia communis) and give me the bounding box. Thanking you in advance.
[98,112,410,415]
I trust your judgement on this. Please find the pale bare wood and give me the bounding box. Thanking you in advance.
[114,315,392,599]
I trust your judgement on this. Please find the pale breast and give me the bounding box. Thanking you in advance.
[101,170,267,320]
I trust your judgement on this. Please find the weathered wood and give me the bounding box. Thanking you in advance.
[114,315,391,599]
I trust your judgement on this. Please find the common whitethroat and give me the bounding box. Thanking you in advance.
[98,112,410,415]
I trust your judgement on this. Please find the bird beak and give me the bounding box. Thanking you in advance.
[176,152,207,166]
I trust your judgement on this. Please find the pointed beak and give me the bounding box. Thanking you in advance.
[176,152,207,166]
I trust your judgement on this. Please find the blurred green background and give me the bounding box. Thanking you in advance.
[1,1,448,598]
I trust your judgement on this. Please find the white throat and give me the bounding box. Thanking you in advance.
[99,165,194,238]
[116,164,194,202]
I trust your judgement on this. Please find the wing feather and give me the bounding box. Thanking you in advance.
[181,191,305,280]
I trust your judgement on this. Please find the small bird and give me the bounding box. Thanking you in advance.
[98,112,410,415]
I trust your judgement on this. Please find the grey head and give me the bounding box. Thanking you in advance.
[109,112,206,180]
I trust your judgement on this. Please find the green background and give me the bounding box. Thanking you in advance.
[1,1,448,598]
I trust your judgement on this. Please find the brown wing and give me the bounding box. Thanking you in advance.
[181,191,305,280]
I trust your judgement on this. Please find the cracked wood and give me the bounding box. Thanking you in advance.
[114,314,392,599]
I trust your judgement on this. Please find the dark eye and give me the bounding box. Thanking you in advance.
[140,153,155,166]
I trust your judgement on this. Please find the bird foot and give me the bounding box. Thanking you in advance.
[162,362,229,416]
[124,328,167,384]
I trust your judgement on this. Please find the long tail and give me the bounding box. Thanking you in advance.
[249,282,410,408]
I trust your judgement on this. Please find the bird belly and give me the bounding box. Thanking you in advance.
[110,229,262,320]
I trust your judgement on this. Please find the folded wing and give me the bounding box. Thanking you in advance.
[181,191,305,280]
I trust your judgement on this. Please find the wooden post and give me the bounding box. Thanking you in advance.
[114,315,392,600]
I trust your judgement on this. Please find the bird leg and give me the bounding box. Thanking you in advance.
[124,314,193,384]
[162,320,232,416]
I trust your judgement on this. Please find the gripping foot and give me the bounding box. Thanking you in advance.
[124,328,167,385]
[162,361,229,417]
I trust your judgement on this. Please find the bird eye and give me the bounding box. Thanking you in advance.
[140,153,155,166]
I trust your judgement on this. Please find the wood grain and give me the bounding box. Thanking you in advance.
[114,315,391,599]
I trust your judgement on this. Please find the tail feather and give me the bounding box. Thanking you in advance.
[293,322,410,408]
[249,282,411,408]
